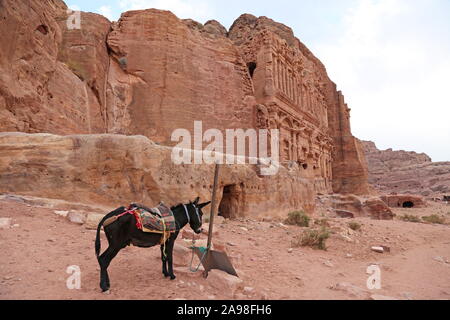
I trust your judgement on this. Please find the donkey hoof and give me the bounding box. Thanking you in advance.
[170,275,176,280]
[103,289,111,295]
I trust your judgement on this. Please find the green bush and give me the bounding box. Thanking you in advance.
[285,211,310,227]
[399,214,421,223]
[348,222,361,231]
[422,215,446,225]
[292,227,330,251]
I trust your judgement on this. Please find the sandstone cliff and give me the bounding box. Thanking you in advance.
[361,140,450,196]
[0,0,370,217]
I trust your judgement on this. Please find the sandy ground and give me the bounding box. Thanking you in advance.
[1,196,449,300]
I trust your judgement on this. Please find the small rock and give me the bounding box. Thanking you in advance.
[54,210,69,218]
[323,260,334,268]
[67,211,86,225]
[0,218,12,229]
[227,242,237,247]
[341,235,353,242]
[288,248,293,253]
[243,287,255,295]
[346,254,353,258]
[12,224,20,228]
[240,227,249,232]
[433,256,447,264]
[371,246,384,254]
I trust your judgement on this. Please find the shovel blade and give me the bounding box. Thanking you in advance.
[193,248,238,277]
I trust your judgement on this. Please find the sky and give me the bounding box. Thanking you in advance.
[67,0,450,162]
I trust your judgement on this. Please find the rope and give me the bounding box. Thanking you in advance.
[188,232,210,273]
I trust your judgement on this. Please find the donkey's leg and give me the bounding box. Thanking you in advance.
[166,240,176,280]
[98,245,121,292]
[160,245,169,278]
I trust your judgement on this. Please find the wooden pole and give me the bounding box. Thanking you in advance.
[207,163,220,250]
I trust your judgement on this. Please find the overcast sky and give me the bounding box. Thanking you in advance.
[68,0,450,162]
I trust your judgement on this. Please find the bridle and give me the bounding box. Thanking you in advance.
[182,203,201,226]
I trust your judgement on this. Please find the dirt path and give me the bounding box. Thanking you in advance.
[1,197,449,300]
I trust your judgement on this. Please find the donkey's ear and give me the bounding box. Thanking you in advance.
[198,201,211,209]
[193,197,200,205]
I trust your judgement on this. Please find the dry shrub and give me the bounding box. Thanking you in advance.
[422,214,446,225]
[348,222,361,231]
[285,211,310,227]
[292,227,330,251]
[400,214,421,223]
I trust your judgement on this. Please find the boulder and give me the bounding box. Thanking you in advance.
[362,198,394,220]
[67,211,86,225]
[85,213,105,230]
[207,270,244,298]
[172,244,192,267]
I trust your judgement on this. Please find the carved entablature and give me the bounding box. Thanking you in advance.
[251,31,334,183]
[257,33,329,130]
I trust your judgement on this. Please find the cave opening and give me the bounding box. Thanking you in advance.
[402,201,414,208]
[247,62,257,78]
[36,24,49,35]
[218,184,240,219]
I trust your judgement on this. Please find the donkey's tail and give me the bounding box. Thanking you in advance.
[95,207,126,259]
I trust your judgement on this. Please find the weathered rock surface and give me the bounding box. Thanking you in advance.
[228,14,369,195]
[321,194,394,220]
[0,1,370,218]
[361,140,450,197]
[0,132,317,218]
[207,269,244,298]
[85,213,105,230]
[380,194,426,208]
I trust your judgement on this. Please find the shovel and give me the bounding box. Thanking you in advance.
[191,163,238,277]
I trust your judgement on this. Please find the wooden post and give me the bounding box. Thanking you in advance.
[207,163,220,250]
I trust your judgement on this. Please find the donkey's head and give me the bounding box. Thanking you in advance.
[186,197,211,234]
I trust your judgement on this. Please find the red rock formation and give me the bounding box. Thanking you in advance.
[0,0,108,134]
[0,132,317,218]
[228,14,369,195]
[0,1,371,217]
[361,140,450,196]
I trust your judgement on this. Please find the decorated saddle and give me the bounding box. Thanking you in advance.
[130,203,176,233]
[122,203,177,244]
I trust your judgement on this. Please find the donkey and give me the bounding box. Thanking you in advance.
[95,197,211,292]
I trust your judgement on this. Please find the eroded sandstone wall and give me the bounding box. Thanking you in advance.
[228,14,369,195]
[0,0,109,134]
[0,0,370,217]
[0,132,316,218]
[361,140,450,196]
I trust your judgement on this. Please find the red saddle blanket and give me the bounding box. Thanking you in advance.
[130,203,176,234]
